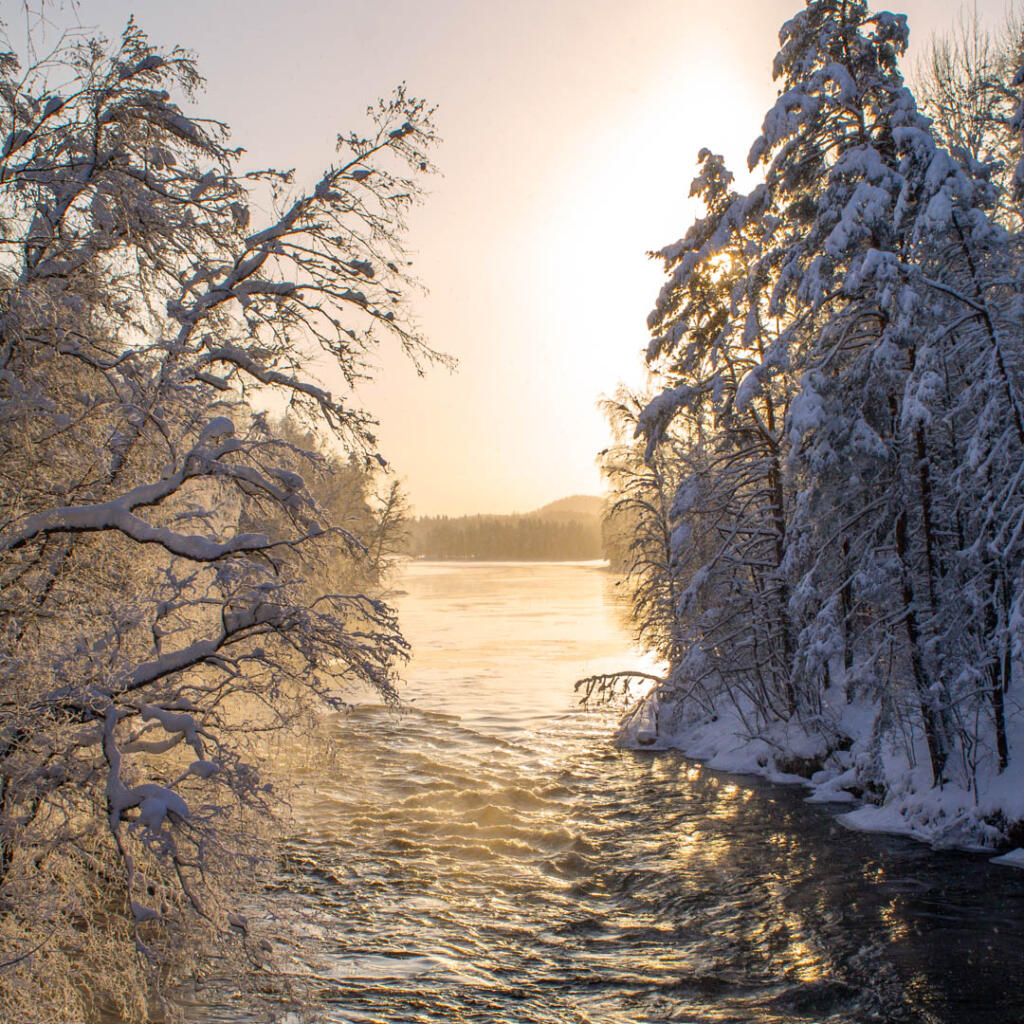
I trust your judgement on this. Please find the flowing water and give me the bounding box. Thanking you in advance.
[264,562,1022,1023]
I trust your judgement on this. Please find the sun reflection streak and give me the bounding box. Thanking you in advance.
[880,897,911,942]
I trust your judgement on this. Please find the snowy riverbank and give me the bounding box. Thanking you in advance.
[618,690,1024,867]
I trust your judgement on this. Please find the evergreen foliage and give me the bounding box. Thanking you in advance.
[606,0,1024,841]
[408,509,604,561]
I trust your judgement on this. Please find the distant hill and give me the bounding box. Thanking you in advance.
[405,495,607,561]
[529,495,603,522]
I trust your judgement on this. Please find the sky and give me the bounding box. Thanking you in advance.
[36,0,1021,514]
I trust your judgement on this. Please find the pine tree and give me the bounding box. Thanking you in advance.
[618,0,1024,804]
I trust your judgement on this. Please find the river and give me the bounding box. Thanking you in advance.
[269,561,1023,1023]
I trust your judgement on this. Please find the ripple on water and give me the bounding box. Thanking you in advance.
[197,563,1024,1024]
[274,708,1023,1024]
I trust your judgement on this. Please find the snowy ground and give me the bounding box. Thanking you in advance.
[618,690,1024,868]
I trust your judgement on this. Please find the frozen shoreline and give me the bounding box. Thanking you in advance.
[617,691,1024,869]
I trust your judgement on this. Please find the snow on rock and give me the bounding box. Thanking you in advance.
[131,901,161,923]
[617,686,1024,855]
[837,784,1002,852]
[991,849,1024,870]
[632,697,660,748]
[188,759,220,779]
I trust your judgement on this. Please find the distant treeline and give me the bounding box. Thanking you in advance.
[407,514,605,561]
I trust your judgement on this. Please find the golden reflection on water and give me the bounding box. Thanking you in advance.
[880,897,911,942]
[705,779,754,823]
[863,862,886,885]
[243,563,1024,1024]
[786,923,824,983]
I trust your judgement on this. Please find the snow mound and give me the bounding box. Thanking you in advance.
[618,688,1024,855]
[991,849,1024,870]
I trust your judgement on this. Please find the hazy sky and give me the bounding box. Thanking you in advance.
[54,0,1018,513]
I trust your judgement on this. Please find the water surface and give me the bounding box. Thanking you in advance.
[274,562,1023,1023]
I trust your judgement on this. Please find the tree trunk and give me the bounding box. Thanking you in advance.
[895,503,948,785]
[984,564,1011,772]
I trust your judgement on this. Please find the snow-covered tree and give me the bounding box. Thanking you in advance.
[607,0,1024,838]
[638,149,804,726]
[751,0,1023,787]
[0,19,440,1022]
[600,388,687,668]
[915,3,1024,227]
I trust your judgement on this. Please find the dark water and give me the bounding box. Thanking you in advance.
[268,563,1024,1023]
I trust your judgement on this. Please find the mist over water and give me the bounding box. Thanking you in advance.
[227,563,1024,1023]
